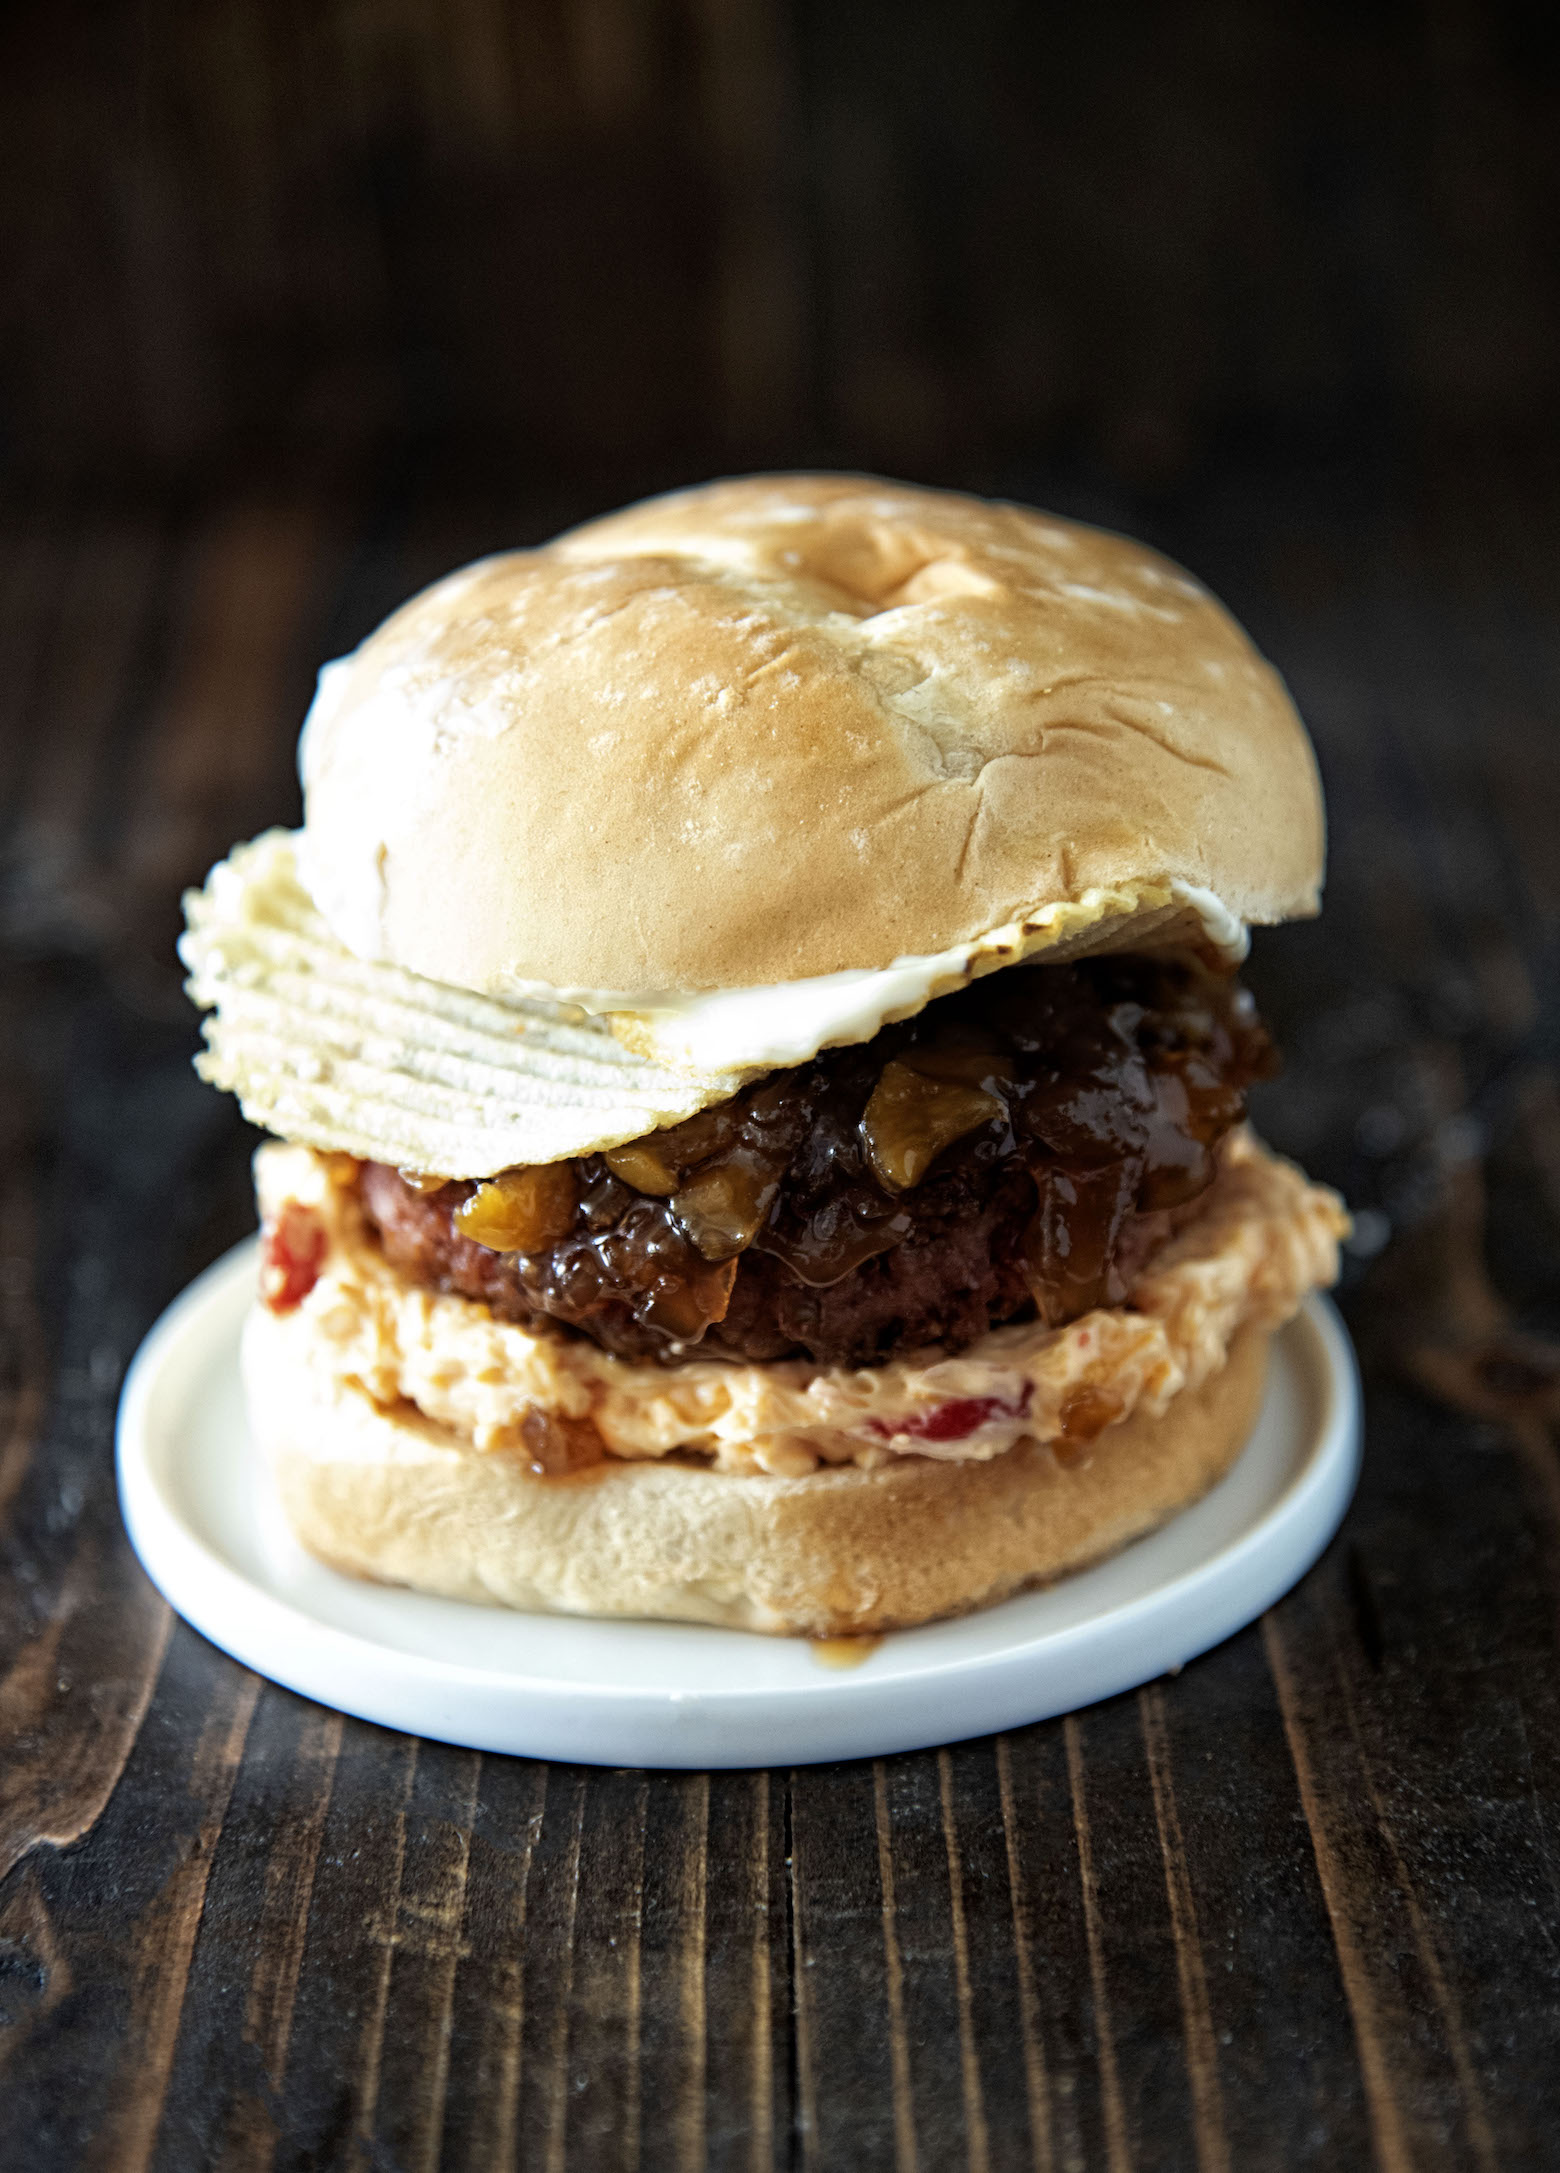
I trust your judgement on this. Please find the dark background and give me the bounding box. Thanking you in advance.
[4,0,1559,499]
[5,6,1560,2168]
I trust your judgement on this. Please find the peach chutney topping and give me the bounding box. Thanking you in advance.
[352,954,1277,1380]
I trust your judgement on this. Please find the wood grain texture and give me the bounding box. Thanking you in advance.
[86,1661,261,2173]
[8,2,1559,494]
[994,1737,1054,2173]
[212,1698,345,2172]
[441,1755,549,2173]
[871,1761,919,2173]
[1262,1614,1417,2173]
[1063,1719,1131,2173]
[1139,1687,1229,2173]
[2,453,1560,2172]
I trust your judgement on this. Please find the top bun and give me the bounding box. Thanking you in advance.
[300,475,1323,1000]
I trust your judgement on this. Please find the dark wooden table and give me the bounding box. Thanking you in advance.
[3,455,1559,2170]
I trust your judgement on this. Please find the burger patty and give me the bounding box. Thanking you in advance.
[358,953,1276,1369]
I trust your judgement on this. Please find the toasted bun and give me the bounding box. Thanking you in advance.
[245,1309,1270,1636]
[300,475,1323,999]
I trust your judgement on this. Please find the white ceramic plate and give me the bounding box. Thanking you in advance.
[117,1239,1360,1768]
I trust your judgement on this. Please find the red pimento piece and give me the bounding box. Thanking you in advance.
[869,1387,1032,1443]
[260,1202,327,1313]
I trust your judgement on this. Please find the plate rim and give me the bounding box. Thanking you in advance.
[117,1237,1361,1760]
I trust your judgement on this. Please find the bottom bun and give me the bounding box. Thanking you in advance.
[244,1307,1271,1635]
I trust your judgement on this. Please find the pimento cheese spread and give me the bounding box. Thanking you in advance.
[253,1131,1346,1479]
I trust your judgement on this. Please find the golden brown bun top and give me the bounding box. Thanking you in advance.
[299,474,1324,997]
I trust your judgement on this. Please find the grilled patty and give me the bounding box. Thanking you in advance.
[358,954,1275,1368]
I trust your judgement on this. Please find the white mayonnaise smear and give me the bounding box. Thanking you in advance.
[523,879,1246,1073]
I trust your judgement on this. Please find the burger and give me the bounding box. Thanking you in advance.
[181,475,1347,1636]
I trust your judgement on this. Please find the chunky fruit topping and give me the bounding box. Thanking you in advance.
[361,953,1275,1368]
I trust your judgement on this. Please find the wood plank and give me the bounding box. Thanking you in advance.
[0,1533,172,1885]
[787,1758,901,2170]
[994,1736,1057,2173]
[437,1753,550,2173]
[0,1857,72,2080]
[1138,1684,1230,2173]
[0,950,221,1895]
[534,1765,646,2173]
[936,1746,993,2173]
[995,1720,1130,2173]
[368,1741,485,2172]
[82,1650,260,2173]
[120,1683,344,2172]
[215,1699,344,2171]
[1265,1487,1560,2166]
[866,1751,978,2170]
[510,1765,587,2172]
[0,945,185,1893]
[1214,499,1560,2170]
[871,1760,919,2173]
[240,1720,419,2163]
[703,1768,790,2173]
[1129,1631,1372,2173]
[1063,1714,1139,2173]
[936,1744,1043,2173]
[1106,1662,1348,2173]
[1263,1612,1424,2173]
[638,1770,712,2172]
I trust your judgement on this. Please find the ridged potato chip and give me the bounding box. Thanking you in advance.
[180,833,748,1176]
